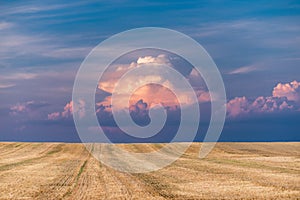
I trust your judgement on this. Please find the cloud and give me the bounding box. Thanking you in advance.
[136,54,171,66]
[10,101,49,116]
[97,83,179,112]
[252,96,280,112]
[227,80,300,117]
[10,103,28,114]
[0,34,46,56]
[227,97,250,117]
[42,47,91,59]
[48,101,73,120]
[228,65,259,74]
[0,22,13,30]
[195,90,211,103]
[61,101,73,118]
[129,99,151,125]
[272,80,300,102]
[0,32,90,60]
[1,3,74,16]
[48,54,211,126]
[47,112,60,120]
[0,21,91,64]
[98,54,172,94]
[279,101,293,110]
[0,2,90,17]
[0,72,37,90]
[48,100,85,120]
[227,96,294,118]
[98,54,210,111]
[2,73,37,80]
[0,83,15,89]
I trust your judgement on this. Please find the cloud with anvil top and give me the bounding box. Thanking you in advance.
[97,54,210,111]
[98,54,172,93]
[48,54,210,121]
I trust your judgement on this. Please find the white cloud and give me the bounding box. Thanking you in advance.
[228,65,259,74]
[0,3,79,16]
[0,25,91,62]
[136,54,171,66]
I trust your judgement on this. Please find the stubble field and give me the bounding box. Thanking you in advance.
[0,142,299,199]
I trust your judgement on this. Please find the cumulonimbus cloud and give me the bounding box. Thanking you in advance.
[98,54,211,110]
[48,54,211,123]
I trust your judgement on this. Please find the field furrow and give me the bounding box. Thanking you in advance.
[0,142,298,199]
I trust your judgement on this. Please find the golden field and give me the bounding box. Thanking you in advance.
[0,142,299,199]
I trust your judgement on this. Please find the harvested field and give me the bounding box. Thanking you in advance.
[0,142,299,199]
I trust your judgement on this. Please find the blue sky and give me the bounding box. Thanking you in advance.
[0,0,299,142]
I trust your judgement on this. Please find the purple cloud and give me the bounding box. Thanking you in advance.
[10,101,49,117]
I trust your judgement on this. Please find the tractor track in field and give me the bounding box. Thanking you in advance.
[0,142,299,199]
[35,145,89,200]
[0,144,63,172]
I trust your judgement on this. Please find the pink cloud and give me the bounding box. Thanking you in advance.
[251,96,278,112]
[61,101,73,118]
[47,112,60,120]
[129,99,148,113]
[227,80,300,118]
[48,101,73,120]
[227,97,250,117]
[10,101,42,115]
[279,101,293,110]
[10,103,27,114]
[272,80,300,101]
[98,54,172,94]
[48,100,85,120]
[196,90,211,103]
[97,54,210,110]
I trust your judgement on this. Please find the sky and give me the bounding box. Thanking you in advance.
[0,0,299,142]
